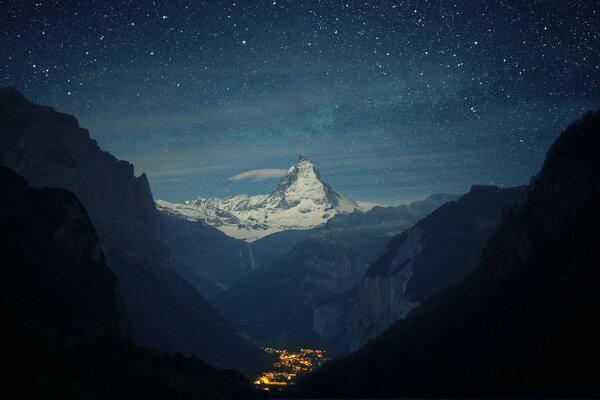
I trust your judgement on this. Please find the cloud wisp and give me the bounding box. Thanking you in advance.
[229,169,288,182]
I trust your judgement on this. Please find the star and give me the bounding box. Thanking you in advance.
[0,0,596,202]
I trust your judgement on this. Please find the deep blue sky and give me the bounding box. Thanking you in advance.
[1,1,599,204]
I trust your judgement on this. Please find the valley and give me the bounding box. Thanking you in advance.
[1,59,598,398]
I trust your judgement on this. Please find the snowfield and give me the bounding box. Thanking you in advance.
[156,155,361,242]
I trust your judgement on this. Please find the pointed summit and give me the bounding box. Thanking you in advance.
[267,155,329,210]
[157,155,360,241]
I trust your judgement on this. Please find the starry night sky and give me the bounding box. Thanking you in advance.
[1,0,599,204]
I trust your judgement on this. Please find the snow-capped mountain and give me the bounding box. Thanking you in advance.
[156,154,360,241]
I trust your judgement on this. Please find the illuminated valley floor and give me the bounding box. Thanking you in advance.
[254,347,328,391]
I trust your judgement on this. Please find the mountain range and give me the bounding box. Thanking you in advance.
[298,110,600,398]
[3,87,599,398]
[0,166,255,399]
[314,184,526,355]
[155,152,461,346]
[0,87,263,372]
[157,154,360,242]
[214,193,458,347]
[158,155,460,305]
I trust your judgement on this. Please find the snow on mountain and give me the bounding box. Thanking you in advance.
[156,154,360,241]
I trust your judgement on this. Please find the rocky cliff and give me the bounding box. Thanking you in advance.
[161,212,255,300]
[300,110,600,398]
[0,88,262,371]
[215,193,458,346]
[314,185,525,354]
[0,165,125,336]
[0,166,257,399]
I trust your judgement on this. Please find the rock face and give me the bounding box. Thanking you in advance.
[0,167,257,399]
[0,166,125,336]
[215,193,458,346]
[300,110,600,398]
[0,88,262,371]
[314,185,526,355]
[161,212,256,300]
[161,209,324,299]
[157,154,359,242]
[218,237,371,346]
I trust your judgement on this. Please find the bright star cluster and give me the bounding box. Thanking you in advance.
[1,0,599,203]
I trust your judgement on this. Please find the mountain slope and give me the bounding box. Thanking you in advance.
[218,237,370,347]
[0,166,126,337]
[0,87,262,371]
[161,212,255,300]
[0,166,256,399]
[310,193,460,262]
[299,110,600,398]
[161,212,320,300]
[215,194,458,346]
[157,154,359,241]
[314,185,525,355]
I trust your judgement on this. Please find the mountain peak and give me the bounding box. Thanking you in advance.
[157,155,360,241]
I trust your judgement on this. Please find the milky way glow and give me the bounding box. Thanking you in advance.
[1,0,598,203]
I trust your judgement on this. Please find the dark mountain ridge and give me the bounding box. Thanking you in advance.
[0,87,262,371]
[299,110,600,398]
[214,194,458,347]
[314,184,526,355]
[0,166,125,337]
[0,166,256,399]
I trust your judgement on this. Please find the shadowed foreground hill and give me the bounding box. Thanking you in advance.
[298,110,600,398]
[0,87,263,372]
[0,166,256,399]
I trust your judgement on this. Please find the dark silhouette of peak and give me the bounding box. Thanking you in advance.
[0,87,77,125]
[365,184,525,280]
[298,110,600,398]
[298,153,309,162]
[0,166,257,399]
[0,165,124,335]
[0,87,28,105]
[542,110,600,173]
[0,90,264,372]
[0,161,27,188]
[315,184,524,356]
[465,184,512,197]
